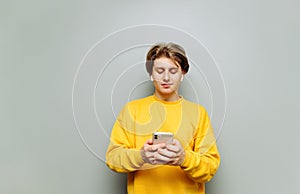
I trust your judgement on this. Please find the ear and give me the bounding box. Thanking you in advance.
[150,75,154,81]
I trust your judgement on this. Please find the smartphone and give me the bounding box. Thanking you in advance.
[152,132,173,145]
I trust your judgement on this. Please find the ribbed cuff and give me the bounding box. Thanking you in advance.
[180,150,193,169]
[132,149,145,168]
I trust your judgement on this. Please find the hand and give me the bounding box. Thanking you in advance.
[155,139,186,166]
[140,139,166,165]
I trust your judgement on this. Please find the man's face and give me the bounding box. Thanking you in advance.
[151,57,184,100]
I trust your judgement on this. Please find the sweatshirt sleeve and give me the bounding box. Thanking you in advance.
[105,104,144,173]
[180,106,220,183]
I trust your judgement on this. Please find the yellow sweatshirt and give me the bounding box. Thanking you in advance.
[106,95,220,194]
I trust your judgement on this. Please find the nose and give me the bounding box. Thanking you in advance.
[163,72,170,82]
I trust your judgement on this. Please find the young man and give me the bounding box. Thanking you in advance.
[106,43,220,194]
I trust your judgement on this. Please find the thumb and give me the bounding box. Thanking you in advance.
[146,139,153,145]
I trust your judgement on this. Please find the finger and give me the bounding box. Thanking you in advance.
[149,157,156,165]
[146,139,153,145]
[155,159,169,165]
[157,148,178,158]
[144,143,158,152]
[167,139,182,152]
[150,143,166,151]
[166,145,180,152]
[167,159,180,166]
[154,153,172,163]
[144,151,156,158]
[172,139,182,146]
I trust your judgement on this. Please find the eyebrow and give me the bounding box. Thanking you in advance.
[154,66,179,70]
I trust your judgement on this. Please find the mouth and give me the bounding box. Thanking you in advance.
[161,83,172,88]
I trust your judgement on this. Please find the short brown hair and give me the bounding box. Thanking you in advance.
[145,42,189,75]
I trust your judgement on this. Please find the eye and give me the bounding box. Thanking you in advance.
[156,68,164,74]
[170,68,178,74]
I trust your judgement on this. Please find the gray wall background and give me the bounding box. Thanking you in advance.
[1,0,299,194]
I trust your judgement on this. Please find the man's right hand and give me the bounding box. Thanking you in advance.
[140,139,165,165]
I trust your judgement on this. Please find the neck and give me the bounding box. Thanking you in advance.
[154,91,180,102]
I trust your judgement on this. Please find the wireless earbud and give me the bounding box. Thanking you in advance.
[150,76,154,82]
[181,75,184,82]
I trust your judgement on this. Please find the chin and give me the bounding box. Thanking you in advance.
[159,90,176,96]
